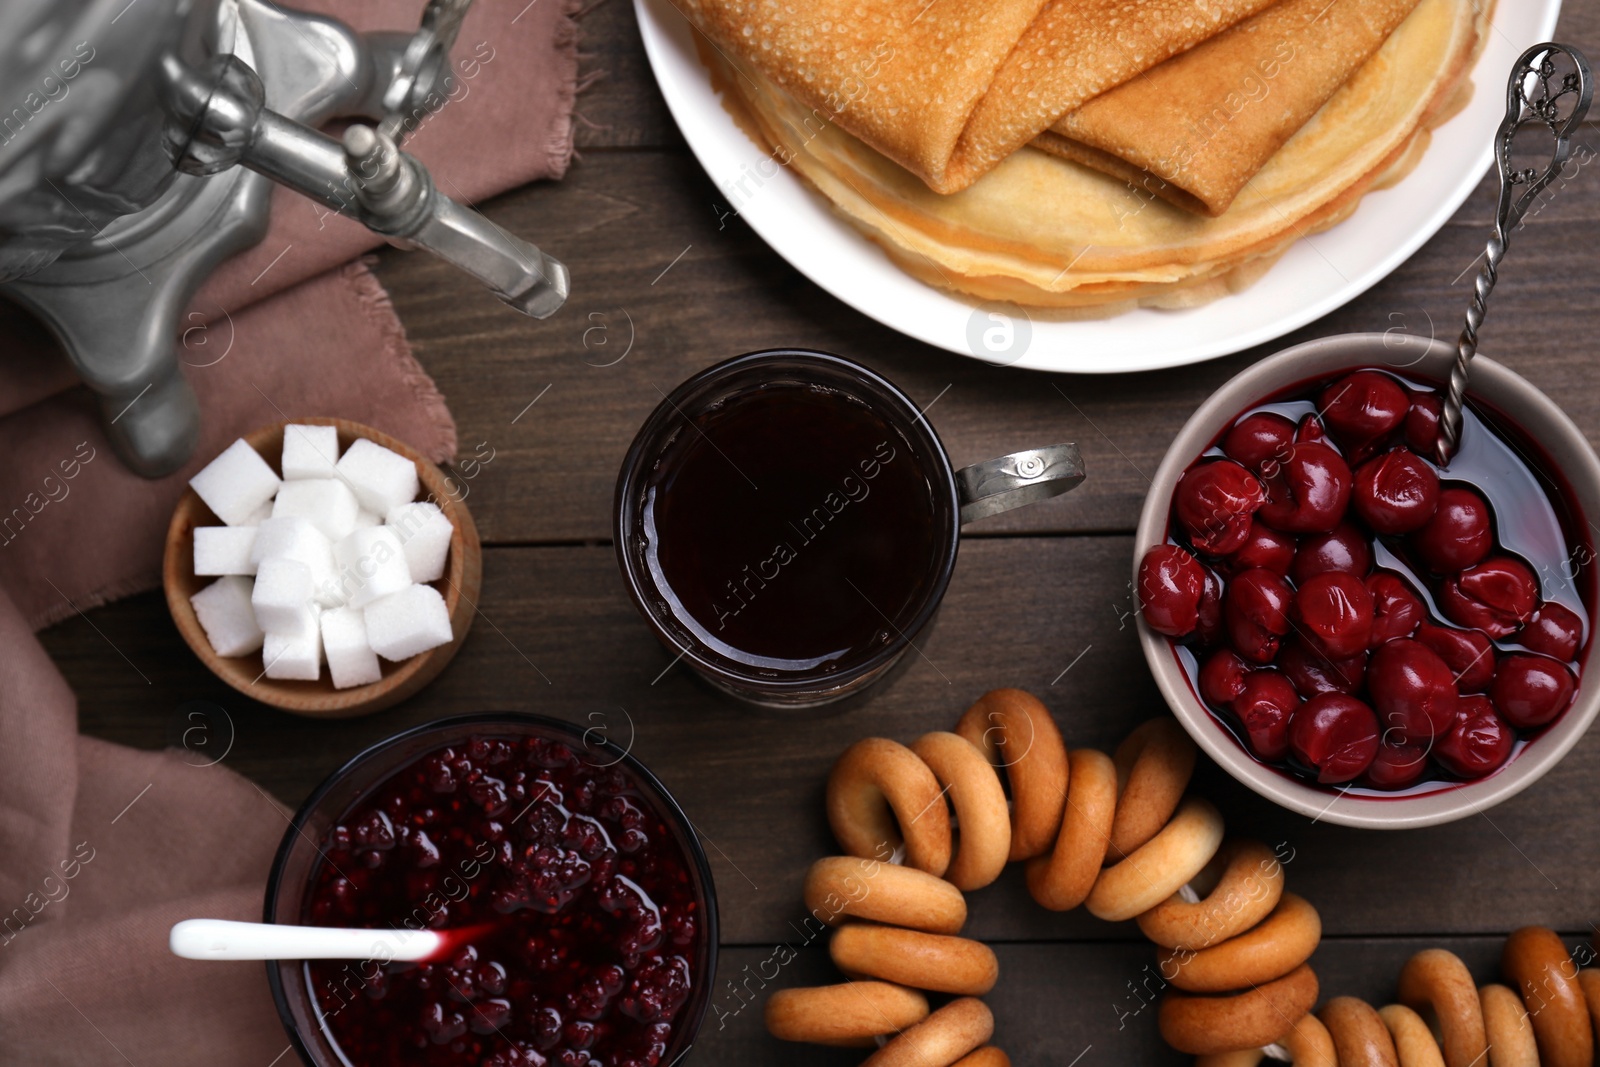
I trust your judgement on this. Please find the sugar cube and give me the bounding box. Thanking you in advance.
[364,584,453,661]
[194,526,258,576]
[386,502,454,583]
[353,509,381,528]
[263,627,321,681]
[272,477,359,541]
[321,607,383,689]
[189,439,281,526]
[332,527,411,609]
[190,576,264,657]
[281,424,341,480]
[252,557,316,635]
[241,499,275,525]
[336,438,419,514]
[251,517,338,606]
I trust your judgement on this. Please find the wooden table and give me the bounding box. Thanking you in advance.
[46,4,1600,1062]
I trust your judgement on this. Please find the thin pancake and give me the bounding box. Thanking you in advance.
[703,0,1487,310]
[1037,0,1424,216]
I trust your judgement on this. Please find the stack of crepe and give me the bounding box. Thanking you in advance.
[680,0,1493,311]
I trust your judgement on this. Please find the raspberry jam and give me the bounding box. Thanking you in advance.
[1140,368,1592,794]
[300,733,706,1067]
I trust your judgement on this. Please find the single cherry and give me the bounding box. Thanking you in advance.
[1296,414,1327,445]
[1175,459,1267,556]
[1195,569,1225,646]
[1437,556,1538,639]
[1288,693,1381,784]
[1224,568,1295,664]
[1520,601,1584,661]
[1404,391,1443,456]
[1367,638,1458,744]
[1224,521,1296,577]
[1232,670,1300,761]
[1294,571,1374,658]
[1278,638,1367,698]
[1433,694,1514,779]
[1138,545,1206,638]
[1353,449,1440,534]
[1366,571,1426,647]
[1319,371,1409,461]
[1222,412,1297,476]
[1290,521,1373,585]
[1200,648,1250,707]
[1361,734,1431,791]
[1258,442,1352,534]
[1414,621,1496,693]
[1489,653,1576,728]
[1409,487,1493,573]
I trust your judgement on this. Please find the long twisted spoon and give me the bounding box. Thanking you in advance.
[1437,42,1593,466]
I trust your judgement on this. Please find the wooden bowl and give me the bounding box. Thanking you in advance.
[163,418,482,718]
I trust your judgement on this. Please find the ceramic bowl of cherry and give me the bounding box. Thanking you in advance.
[1134,333,1600,830]
[265,713,718,1067]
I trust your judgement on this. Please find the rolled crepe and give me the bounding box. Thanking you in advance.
[1035,0,1424,215]
[676,0,1275,194]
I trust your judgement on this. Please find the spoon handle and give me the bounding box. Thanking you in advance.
[169,918,442,962]
[1438,43,1592,466]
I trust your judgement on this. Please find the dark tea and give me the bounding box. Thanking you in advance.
[641,380,944,674]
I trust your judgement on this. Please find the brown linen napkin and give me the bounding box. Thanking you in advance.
[0,0,583,419]
[0,1,584,1063]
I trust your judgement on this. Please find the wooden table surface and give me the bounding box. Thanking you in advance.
[46,3,1600,1063]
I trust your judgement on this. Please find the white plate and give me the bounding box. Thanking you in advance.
[636,0,1562,373]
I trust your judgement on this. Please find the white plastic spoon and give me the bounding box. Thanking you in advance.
[169,918,490,962]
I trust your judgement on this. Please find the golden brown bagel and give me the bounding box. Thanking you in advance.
[864,997,994,1067]
[1379,1004,1447,1067]
[1087,796,1225,922]
[1320,995,1400,1067]
[828,737,952,877]
[1109,717,1197,858]
[951,1049,1010,1067]
[765,981,929,1046]
[1397,948,1488,1067]
[1502,926,1593,1067]
[830,924,1000,995]
[1026,747,1117,911]
[804,856,967,934]
[910,731,1011,890]
[955,689,1069,861]
[1479,983,1539,1067]
[1159,962,1319,1054]
[1137,839,1285,951]
[1160,892,1321,993]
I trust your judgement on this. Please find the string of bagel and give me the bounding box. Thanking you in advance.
[764,688,1600,1066]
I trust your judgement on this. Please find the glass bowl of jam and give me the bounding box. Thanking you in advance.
[1134,333,1600,829]
[264,714,717,1067]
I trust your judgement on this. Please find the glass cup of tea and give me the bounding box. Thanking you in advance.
[614,350,1084,706]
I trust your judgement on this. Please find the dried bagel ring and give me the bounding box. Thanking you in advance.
[910,731,1010,890]
[1026,747,1117,911]
[830,923,1000,995]
[1159,962,1319,1054]
[1320,995,1400,1067]
[1501,926,1593,1067]
[828,737,952,876]
[864,997,993,1067]
[1110,717,1197,858]
[1378,1004,1446,1067]
[1479,983,1539,1067]
[1193,1014,1337,1067]
[1137,839,1285,951]
[765,981,929,1046]
[804,856,967,934]
[1161,892,1321,993]
[1397,948,1488,1067]
[1087,796,1224,922]
[954,688,1069,861]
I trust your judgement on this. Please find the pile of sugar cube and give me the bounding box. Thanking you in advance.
[186,425,456,688]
